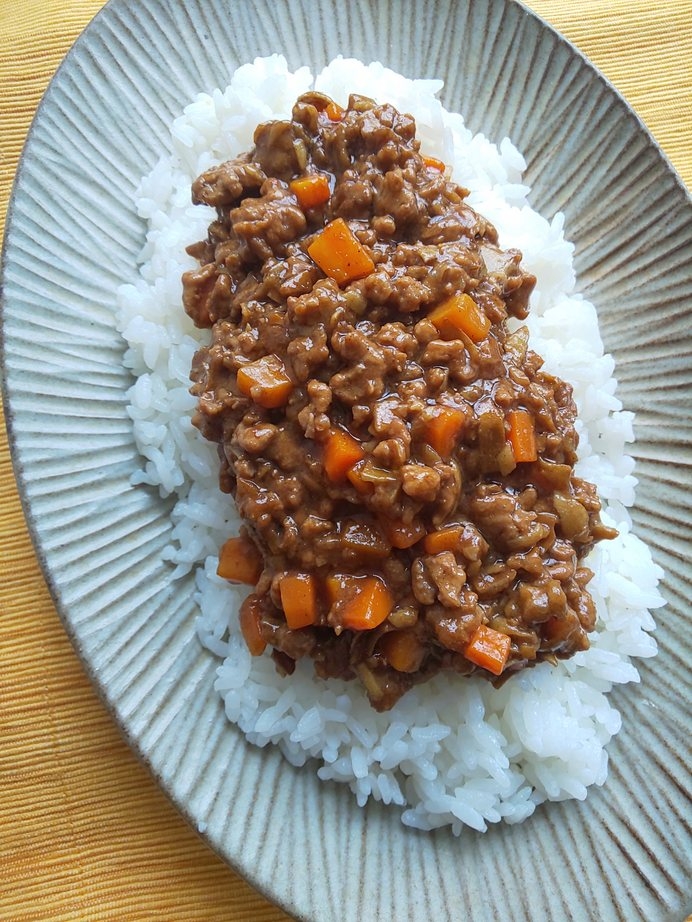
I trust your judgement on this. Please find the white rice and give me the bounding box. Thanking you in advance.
[116,55,664,833]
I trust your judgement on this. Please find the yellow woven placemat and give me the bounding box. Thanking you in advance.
[1,1,690,919]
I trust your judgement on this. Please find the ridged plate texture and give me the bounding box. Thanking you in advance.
[2,1,690,919]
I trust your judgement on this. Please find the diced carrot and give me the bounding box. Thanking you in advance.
[423,524,464,555]
[324,574,394,631]
[382,519,426,549]
[340,576,394,631]
[236,354,293,409]
[239,595,268,656]
[428,293,491,343]
[421,405,467,458]
[507,408,538,463]
[279,573,318,630]
[323,428,365,482]
[464,624,511,676]
[289,173,331,210]
[307,218,375,286]
[377,629,425,673]
[422,155,445,172]
[324,573,354,607]
[217,535,263,584]
[325,101,345,121]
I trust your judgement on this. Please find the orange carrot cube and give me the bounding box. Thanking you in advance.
[423,524,464,555]
[507,408,538,463]
[307,218,375,286]
[428,293,491,343]
[421,405,467,458]
[323,429,365,482]
[217,535,263,584]
[236,354,293,409]
[464,624,511,675]
[280,573,318,630]
[289,173,331,209]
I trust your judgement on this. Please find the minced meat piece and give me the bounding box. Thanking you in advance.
[183,92,616,711]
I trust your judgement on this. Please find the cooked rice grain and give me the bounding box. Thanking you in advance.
[116,55,664,833]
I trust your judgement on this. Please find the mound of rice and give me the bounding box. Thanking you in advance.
[116,56,664,833]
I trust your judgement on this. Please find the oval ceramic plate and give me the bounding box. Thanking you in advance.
[2,1,691,919]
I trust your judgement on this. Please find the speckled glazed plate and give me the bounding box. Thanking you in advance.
[2,1,691,919]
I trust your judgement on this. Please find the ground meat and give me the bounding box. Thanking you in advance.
[183,92,617,710]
